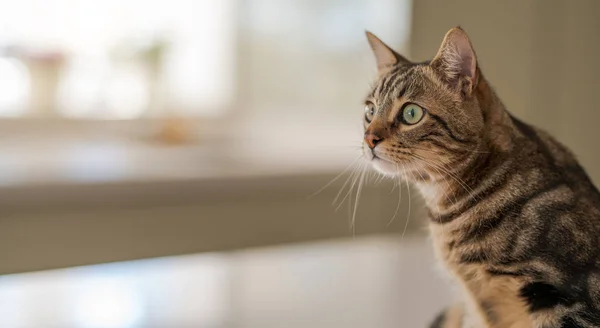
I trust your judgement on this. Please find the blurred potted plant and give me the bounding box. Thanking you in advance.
[14,47,66,118]
[112,36,192,144]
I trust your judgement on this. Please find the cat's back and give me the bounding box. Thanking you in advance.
[511,115,600,208]
[512,117,600,300]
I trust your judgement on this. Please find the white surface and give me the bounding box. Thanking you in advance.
[0,235,453,328]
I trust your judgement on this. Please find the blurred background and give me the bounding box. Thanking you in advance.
[0,0,599,327]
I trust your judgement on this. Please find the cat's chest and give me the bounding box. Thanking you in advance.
[429,223,464,266]
[429,224,533,328]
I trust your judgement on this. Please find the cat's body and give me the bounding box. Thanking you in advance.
[362,28,600,327]
[427,113,600,328]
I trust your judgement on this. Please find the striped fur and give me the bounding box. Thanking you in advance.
[363,28,600,328]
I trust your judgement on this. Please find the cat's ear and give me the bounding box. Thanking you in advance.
[366,31,410,73]
[430,27,478,96]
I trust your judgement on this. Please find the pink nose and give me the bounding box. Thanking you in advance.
[364,132,382,149]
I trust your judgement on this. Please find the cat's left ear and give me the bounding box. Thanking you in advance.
[366,31,410,74]
[431,27,478,97]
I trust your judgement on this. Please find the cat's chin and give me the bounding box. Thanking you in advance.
[371,157,400,176]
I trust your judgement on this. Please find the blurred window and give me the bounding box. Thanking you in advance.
[0,0,236,119]
[238,0,412,122]
[0,0,410,120]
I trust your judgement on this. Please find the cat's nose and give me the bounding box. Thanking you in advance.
[364,132,383,149]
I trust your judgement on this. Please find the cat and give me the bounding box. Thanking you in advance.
[362,27,600,328]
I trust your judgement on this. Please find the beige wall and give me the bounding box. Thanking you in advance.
[411,0,600,182]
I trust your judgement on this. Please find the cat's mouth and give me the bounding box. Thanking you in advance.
[367,147,396,164]
[366,147,425,178]
[364,144,387,161]
[366,150,400,175]
[363,143,417,175]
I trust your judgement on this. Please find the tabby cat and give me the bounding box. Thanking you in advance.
[363,27,600,327]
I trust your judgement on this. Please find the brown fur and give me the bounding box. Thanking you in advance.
[363,27,600,327]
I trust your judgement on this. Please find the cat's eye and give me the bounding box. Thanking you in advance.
[364,103,375,123]
[401,103,424,125]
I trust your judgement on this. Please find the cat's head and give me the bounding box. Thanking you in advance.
[363,27,487,181]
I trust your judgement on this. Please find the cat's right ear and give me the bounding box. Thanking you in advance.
[366,31,410,74]
[430,27,478,96]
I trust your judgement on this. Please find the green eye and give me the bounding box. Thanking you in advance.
[364,103,375,123]
[401,103,424,125]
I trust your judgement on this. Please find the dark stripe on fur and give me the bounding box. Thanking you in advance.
[458,181,565,245]
[486,268,528,277]
[429,310,446,328]
[520,282,574,312]
[432,157,511,223]
[377,70,397,97]
[428,112,470,143]
[480,300,498,325]
[382,68,409,99]
[560,317,583,328]
[431,162,513,224]
[510,114,557,167]
[375,67,401,97]
[459,250,489,264]
[420,135,457,153]
[382,79,403,102]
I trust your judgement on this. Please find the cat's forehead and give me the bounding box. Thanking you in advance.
[368,63,429,104]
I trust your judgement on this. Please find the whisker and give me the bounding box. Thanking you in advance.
[374,171,387,184]
[427,162,459,209]
[411,153,478,201]
[408,150,474,188]
[387,163,403,227]
[409,144,490,155]
[400,165,412,241]
[430,162,477,200]
[308,156,363,199]
[335,161,365,211]
[389,178,398,194]
[333,161,364,207]
[350,165,367,236]
[408,158,448,235]
[365,168,375,184]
